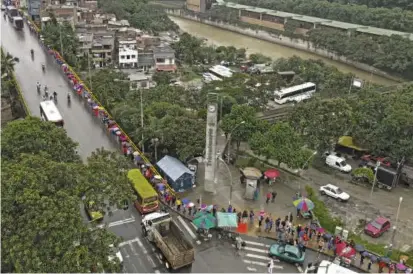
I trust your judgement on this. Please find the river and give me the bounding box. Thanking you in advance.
[170,16,396,86]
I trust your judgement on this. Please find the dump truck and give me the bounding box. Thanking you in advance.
[141,212,194,271]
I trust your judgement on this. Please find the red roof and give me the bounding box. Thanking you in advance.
[156,64,177,72]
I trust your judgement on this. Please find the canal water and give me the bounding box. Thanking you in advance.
[170,16,396,86]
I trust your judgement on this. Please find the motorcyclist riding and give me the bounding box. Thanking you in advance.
[30,49,34,56]
[36,82,41,93]
[42,64,45,71]
[67,92,71,102]
[53,91,57,99]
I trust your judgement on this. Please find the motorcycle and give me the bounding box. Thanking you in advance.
[42,64,45,72]
[37,86,41,94]
[67,94,71,104]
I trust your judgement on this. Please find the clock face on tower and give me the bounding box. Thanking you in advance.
[208,105,216,112]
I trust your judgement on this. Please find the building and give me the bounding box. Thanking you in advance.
[215,1,413,40]
[137,51,154,72]
[186,0,206,13]
[76,31,93,56]
[128,73,154,90]
[136,34,161,50]
[118,39,138,68]
[90,31,115,67]
[153,46,177,72]
[27,0,41,21]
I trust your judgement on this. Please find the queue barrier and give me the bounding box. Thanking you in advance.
[22,13,176,196]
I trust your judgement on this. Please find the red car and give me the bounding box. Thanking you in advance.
[360,154,392,167]
[364,217,391,238]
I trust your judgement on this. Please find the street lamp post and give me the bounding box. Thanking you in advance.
[217,156,233,205]
[151,138,159,162]
[225,121,245,164]
[366,162,380,220]
[391,196,403,247]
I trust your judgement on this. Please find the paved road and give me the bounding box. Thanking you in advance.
[1,15,117,161]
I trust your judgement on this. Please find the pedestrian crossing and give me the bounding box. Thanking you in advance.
[233,239,284,272]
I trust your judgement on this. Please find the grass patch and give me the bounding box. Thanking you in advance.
[305,185,413,267]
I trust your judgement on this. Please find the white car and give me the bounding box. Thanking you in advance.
[319,184,350,202]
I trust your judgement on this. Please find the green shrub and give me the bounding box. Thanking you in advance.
[305,185,343,233]
[352,167,374,183]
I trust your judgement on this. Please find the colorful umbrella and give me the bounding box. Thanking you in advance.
[187,202,195,208]
[200,204,207,210]
[206,205,213,211]
[355,244,365,252]
[361,251,370,257]
[316,227,325,233]
[293,198,314,211]
[369,255,377,262]
[380,257,391,263]
[182,198,190,205]
[192,212,216,230]
[396,264,407,271]
[264,169,281,179]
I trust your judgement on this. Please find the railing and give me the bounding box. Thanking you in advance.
[22,13,176,196]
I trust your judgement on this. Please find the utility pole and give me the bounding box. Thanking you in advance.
[140,89,144,153]
[59,24,64,57]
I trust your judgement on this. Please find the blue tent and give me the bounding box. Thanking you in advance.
[156,156,195,192]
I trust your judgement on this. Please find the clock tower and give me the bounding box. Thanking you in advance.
[204,93,219,193]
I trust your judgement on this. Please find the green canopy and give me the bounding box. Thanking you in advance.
[192,212,216,230]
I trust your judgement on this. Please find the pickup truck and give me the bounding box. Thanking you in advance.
[142,212,194,271]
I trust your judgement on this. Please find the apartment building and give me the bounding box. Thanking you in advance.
[91,31,115,68]
[153,46,177,72]
[118,39,138,68]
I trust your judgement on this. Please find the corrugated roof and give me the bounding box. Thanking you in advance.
[157,155,194,182]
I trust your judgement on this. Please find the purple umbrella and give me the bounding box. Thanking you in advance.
[182,198,190,205]
[361,251,369,257]
[200,204,207,210]
[316,227,325,233]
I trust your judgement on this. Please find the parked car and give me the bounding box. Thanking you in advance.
[319,184,350,202]
[325,155,352,173]
[268,243,305,265]
[360,154,393,167]
[364,217,391,238]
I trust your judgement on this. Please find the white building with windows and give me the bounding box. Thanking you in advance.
[118,40,138,68]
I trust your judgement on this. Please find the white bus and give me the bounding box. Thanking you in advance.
[273,82,316,105]
[39,101,64,127]
[305,260,358,274]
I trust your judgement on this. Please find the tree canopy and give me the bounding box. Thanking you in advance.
[1,117,134,272]
[97,0,178,32]
[288,85,413,159]
[229,0,413,32]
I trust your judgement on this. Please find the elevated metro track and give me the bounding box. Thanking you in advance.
[257,81,413,122]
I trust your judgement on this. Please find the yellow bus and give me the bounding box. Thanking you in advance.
[85,201,104,222]
[128,169,159,214]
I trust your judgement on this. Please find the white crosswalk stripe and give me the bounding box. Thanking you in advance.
[236,239,283,272]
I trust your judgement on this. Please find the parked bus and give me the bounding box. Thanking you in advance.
[305,260,358,274]
[39,101,64,127]
[128,169,159,214]
[273,82,316,105]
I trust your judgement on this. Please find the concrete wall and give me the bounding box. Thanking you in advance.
[166,9,401,82]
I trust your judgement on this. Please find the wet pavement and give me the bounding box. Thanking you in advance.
[1,15,117,161]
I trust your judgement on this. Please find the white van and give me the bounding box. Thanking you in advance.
[325,155,352,173]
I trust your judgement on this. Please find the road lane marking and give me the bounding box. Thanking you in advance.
[136,237,148,254]
[190,222,198,230]
[128,243,138,255]
[246,253,272,261]
[147,256,156,267]
[243,260,283,269]
[155,271,160,273]
[297,265,304,273]
[244,240,270,247]
[97,217,135,228]
[119,237,139,247]
[233,245,268,254]
[247,267,257,272]
[177,216,197,239]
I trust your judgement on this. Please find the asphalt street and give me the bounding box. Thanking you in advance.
[1,15,117,161]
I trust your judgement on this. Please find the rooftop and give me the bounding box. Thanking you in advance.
[128,73,150,82]
[153,45,175,54]
[218,1,413,40]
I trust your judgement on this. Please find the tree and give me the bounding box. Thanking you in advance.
[41,21,79,66]
[1,117,80,162]
[288,98,354,152]
[1,154,121,273]
[249,53,272,64]
[152,71,174,85]
[1,118,136,272]
[249,122,311,169]
[1,50,19,76]
[221,105,262,150]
